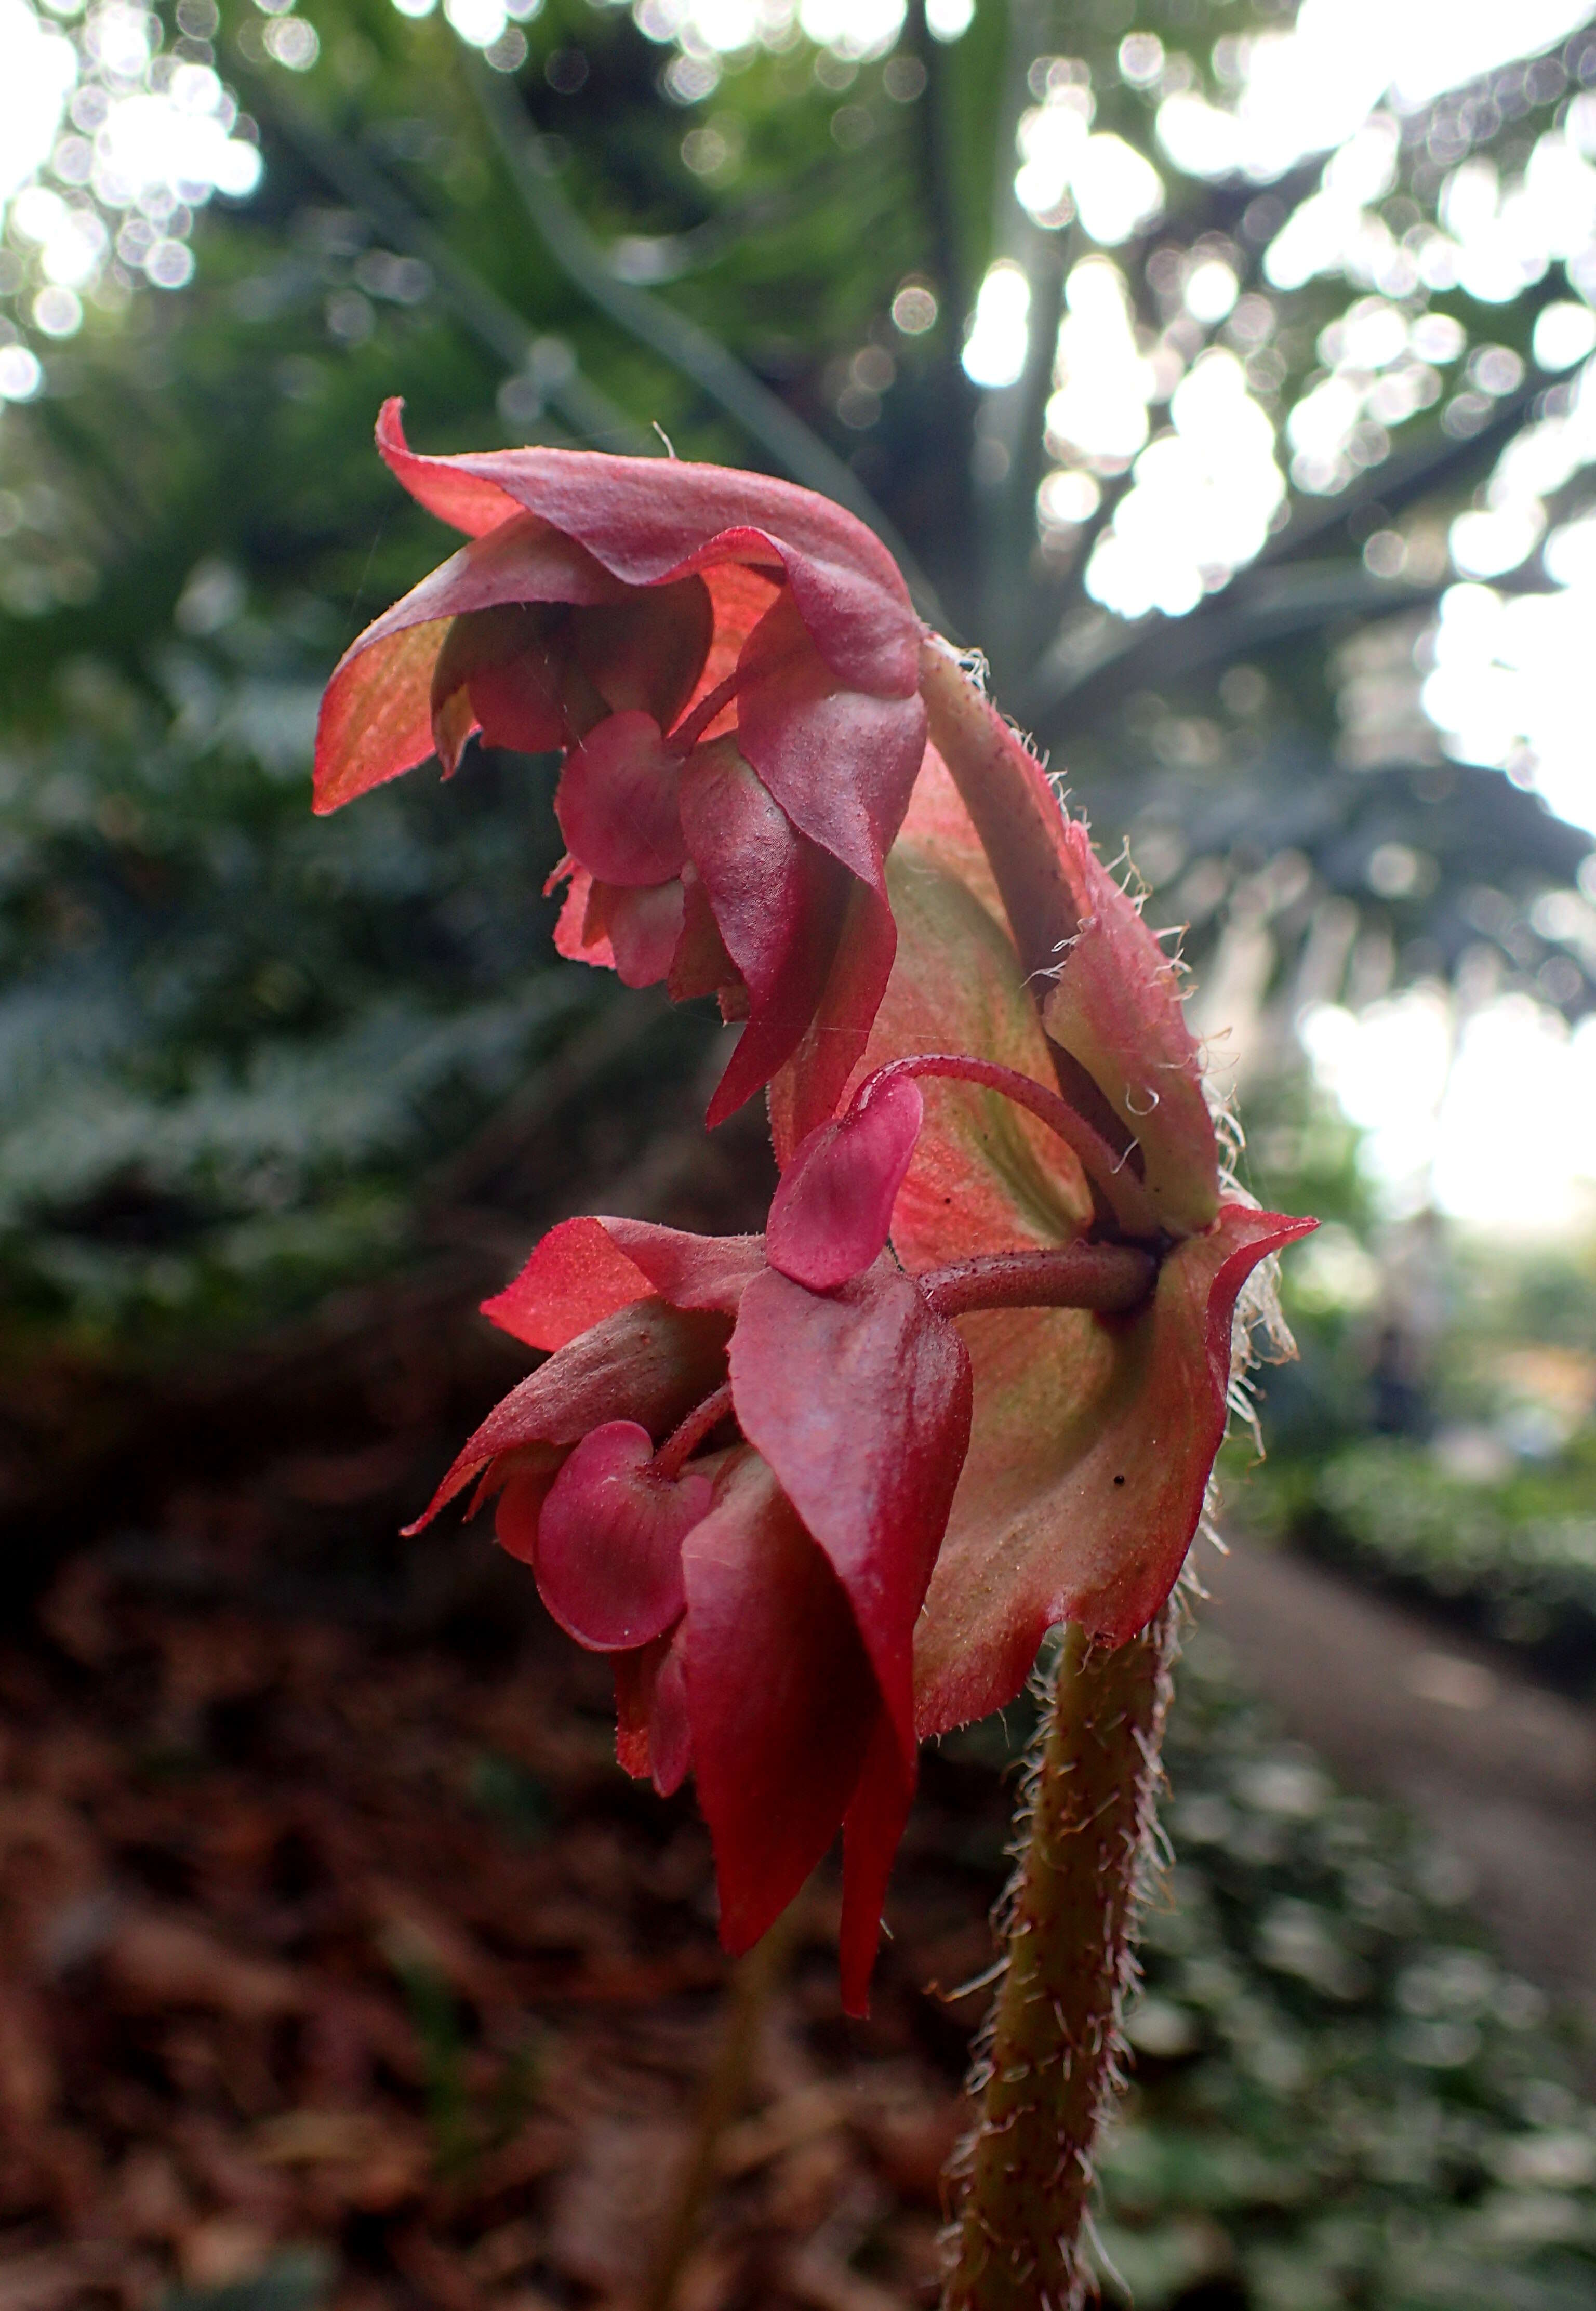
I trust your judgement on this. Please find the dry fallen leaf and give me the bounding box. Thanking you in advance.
[103,1912,304,2019]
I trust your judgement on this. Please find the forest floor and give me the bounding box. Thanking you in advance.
[0,1486,998,2311]
[4,1453,1596,2311]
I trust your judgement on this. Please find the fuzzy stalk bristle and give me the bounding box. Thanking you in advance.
[942,1602,1179,2311]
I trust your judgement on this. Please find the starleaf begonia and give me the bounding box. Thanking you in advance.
[312,403,927,1134]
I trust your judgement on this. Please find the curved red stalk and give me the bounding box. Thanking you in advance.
[855,1054,1161,1243]
[919,1242,1154,1322]
[652,1380,736,1481]
[667,669,744,758]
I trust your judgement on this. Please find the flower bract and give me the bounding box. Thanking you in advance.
[313,403,927,1133]
[409,1209,970,2013]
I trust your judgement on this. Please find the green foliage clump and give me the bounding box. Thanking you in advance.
[0,646,593,1361]
[1251,1436,1596,1686]
[1099,1633,1596,2308]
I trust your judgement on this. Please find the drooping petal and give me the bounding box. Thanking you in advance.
[315,514,628,813]
[913,1204,1316,1738]
[1041,824,1219,1237]
[766,1074,924,1290]
[411,1295,733,1526]
[734,590,928,895]
[534,1421,707,1650]
[482,1214,765,1352]
[681,1453,880,1956]
[601,1219,767,1318]
[729,1257,972,1763]
[482,1214,655,1350]
[668,868,741,1005]
[570,586,713,729]
[555,713,688,887]
[550,861,616,971]
[763,876,900,1151]
[683,562,782,731]
[614,1631,694,1792]
[495,1468,557,1566]
[679,738,858,1126]
[374,400,921,697]
[647,1630,693,1796]
[599,880,688,989]
[311,620,449,817]
[430,583,716,777]
[376,395,526,536]
[839,1703,915,2018]
[430,602,568,771]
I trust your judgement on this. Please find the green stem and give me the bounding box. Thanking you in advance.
[943,1604,1179,2311]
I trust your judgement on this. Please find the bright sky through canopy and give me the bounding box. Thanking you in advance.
[6,0,1596,1233]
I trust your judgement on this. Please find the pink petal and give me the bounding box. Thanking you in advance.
[615,1637,662,1778]
[735,589,927,895]
[483,1215,656,1350]
[668,868,740,1004]
[571,583,713,730]
[765,876,899,1152]
[534,1421,707,1651]
[912,1204,1317,1738]
[766,1075,924,1290]
[377,395,524,537]
[464,630,568,758]
[729,1258,972,1766]
[411,1295,733,1528]
[373,400,920,697]
[555,713,688,887]
[604,880,688,989]
[549,861,617,970]
[647,1631,693,1796]
[315,514,627,812]
[483,1214,765,1352]
[677,739,852,1125]
[1041,824,1219,1237]
[599,1219,767,1316]
[839,1704,914,2018]
[683,563,783,733]
[681,1454,879,1956]
[312,619,449,817]
[495,1468,557,1565]
[613,1630,693,1795]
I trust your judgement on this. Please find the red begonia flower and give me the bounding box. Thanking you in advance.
[769,745,1314,1739]
[313,404,926,1133]
[410,1207,971,2013]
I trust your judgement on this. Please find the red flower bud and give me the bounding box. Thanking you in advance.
[314,403,927,1128]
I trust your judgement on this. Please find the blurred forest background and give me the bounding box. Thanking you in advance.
[9,0,1596,2303]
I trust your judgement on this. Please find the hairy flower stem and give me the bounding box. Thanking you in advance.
[943,1604,1180,2311]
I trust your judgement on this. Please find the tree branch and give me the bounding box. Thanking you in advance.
[466,57,951,626]
[1022,560,1451,726]
[236,65,649,452]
